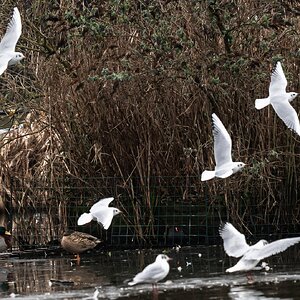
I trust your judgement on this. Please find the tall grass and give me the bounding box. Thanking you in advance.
[0,0,299,245]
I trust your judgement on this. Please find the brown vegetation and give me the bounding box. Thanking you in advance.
[0,0,299,246]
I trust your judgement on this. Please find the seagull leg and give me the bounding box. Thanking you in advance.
[152,284,158,300]
[75,254,81,265]
[246,272,254,284]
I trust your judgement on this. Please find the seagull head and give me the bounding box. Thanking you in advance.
[112,208,122,216]
[156,254,172,262]
[16,52,25,60]
[232,162,246,173]
[288,92,298,102]
[9,52,25,65]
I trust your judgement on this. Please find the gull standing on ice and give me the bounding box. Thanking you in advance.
[219,222,300,273]
[77,197,121,230]
[128,254,172,288]
[201,113,245,181]
[255,61,299,135]
[0,7,24,75]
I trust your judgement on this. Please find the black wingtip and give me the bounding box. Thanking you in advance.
[219,222,227,235]
[271,60,282,75]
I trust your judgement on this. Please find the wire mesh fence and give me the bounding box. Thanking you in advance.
[1,176,299,251]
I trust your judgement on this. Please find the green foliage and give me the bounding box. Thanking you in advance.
[64,8,110,37]
[100,68,131,81]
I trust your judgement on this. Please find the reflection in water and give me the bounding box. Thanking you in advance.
[229,286,291,300]
[0,245,298,299]
[0,258,109,296]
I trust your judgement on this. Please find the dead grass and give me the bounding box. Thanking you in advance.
[0,1,299,245]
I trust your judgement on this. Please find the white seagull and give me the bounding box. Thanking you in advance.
[255,61,299,135]
[219,222,300,273]
[201,113,245,181]
[128,254,172,287]
[77,197,121,230]
[0,7,24,75]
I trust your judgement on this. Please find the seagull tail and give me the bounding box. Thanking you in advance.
[128,280,137,286]
[225,266,236,273]
[201,170,215,181]
[77,213,93,226]
[255,97,270,110]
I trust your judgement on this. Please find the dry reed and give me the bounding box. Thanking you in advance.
[0,0,299,246]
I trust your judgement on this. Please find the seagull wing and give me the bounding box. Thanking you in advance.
[90,197,114,213]
[0,7,22,52]
[92,208,114,230]
[219,222,250,258]
[132,262,164,283]
[212,113,233,168]
[246,237,300,260]
[0,54,10,75]
[269,61,287,96]
[271,98,300,136]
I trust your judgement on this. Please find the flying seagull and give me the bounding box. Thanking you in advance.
[255,61,299,135]
[128,254,172,288]
[219,222,300,273]
[77,197,121,230]
[201,113,245,181]
[0,7,24,75]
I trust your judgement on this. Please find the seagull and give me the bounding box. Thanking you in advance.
[0,7,24,75]
[255,61,299,135]
[77,197,121,230]
[219,222,300,273]
[201,113,245,181]
[128,254,172,288]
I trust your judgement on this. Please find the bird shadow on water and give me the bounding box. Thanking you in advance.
[0,245,298,299]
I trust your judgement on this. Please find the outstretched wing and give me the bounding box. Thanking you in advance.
[0,7,22,52]
[0,53,10,75]
[212,113,233,168]
[269,61,287,96]
[219,222,250,258]
[90,197,114,213]
[246,237,300,260]
[271,97,300,136]
[92,208,114,230]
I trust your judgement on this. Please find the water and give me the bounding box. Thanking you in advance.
[0,245,299,299]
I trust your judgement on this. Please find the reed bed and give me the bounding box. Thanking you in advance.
[0,0,299,246]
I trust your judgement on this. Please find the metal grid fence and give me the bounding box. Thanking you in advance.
[1,176,299,250]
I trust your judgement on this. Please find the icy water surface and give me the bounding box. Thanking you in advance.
[0,245,299,299]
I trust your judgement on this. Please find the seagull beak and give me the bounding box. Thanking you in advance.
[167,257,173,261]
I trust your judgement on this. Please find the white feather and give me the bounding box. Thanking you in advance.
[0,7,23,75]
[220,222,300,272]
[128,254,171,286]
[77,213,93,226]
[201,114,245,181]
[77,197,121,230]
[255,61,299,135]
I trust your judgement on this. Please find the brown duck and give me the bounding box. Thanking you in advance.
[0,226,12,252]
[61,231,102,264]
